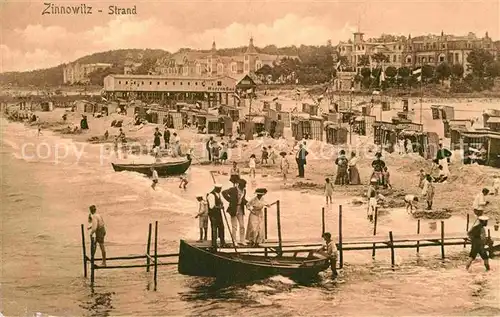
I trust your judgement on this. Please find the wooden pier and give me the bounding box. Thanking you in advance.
[81,204,500,288]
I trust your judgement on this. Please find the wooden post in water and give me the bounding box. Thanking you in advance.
[416,219,421,254]
[440,221,445,260]
[264,207,268,257]
[338,205,344,269]
[154,221,158,291]
[372,207,378,258]
[264,208,268,239]
[90,236,95,286]
[464,214,470,248]
[389,231,395,270]
[81,224,87,278]
[146,223,152,273]
[276,201,282,256]
[321,207,325,235]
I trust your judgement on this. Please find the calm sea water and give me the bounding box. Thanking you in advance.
[1,118,500,316]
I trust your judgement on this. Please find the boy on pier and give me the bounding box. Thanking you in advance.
[317,232,338,279]
[88,205,107,267]
[195,195,209,242]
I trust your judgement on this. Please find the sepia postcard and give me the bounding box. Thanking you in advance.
[1,0,500,316]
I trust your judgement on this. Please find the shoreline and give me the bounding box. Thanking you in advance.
[5,108,500,221]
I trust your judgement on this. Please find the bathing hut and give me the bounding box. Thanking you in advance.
[373,121,397,152]
[325,123,348,145]
[277,110,291,127]
[443,119,472,138]
[454,130,500,167]
[39,101,54,112]
[74,100,97,114]
[483,109,500,132]
[218,105,240,122]
[301,103,319,116]
[322,112,340,123]
[204,115,232,135]
[398,130,439,159]
[164,110,183,129]
[291,115,324,141]
[352,115,376,136]
[431,105,455,120]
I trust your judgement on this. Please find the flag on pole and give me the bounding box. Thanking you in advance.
[295,88,301,95]
[291,107,298,113]
[317,94,324,103]
[412,67,422,82]
[246,88,253,94]
[234,93,241,101]
[195,101,202,109]
[336,60,342,70]
[101,96,107,102]
[272,97,278,102]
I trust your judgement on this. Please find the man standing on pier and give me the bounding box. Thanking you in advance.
[222,179,248,245]
[88,205,107,267]
[466,216,490,272]
[207,184,226,249]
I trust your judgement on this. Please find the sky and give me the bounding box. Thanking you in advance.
[0,0,499,72]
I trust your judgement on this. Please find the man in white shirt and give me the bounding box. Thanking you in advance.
[151,167,159,190]
[207,184,226,248]
[472,188,490,217]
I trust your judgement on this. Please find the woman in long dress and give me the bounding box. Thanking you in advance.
[245,188,276,247]
[348,152,361,185]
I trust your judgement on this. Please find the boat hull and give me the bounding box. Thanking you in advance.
[111,158,191,177]
[178,240,329,282]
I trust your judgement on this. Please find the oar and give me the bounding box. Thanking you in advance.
[209,171,239,254]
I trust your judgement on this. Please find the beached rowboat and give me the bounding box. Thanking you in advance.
[111,156,191,177]
[177,240,330,282]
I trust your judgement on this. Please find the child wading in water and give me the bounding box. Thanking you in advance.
[324,178,334,205]
[279,151,289,186]
[151,167,159,190]
[194,195,209,242]
[249,154,256,179]
[179,167,190,189]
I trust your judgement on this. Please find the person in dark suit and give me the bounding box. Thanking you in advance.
[296,143,308,178]
[222,179,247,245]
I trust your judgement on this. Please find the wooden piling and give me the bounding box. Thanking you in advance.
[440,221,445,260]
[81,224,87,278]
[389,231,395,270]
[338,205,344,269]
[372,207,378,258]
[321,207,325,235]
[276,201,282,256]
[416,219,421,254]
[264,208,268,239]
[154,221,158,291]
[90,236,95,286]
[146,223,152,273]
[464,213,470,248]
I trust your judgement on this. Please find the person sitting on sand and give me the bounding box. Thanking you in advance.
[404,194,419,214]
[195,195,209,242]
[434,165,448,183]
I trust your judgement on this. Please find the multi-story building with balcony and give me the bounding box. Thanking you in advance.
[63,62,114,84]
[337,31,497,74]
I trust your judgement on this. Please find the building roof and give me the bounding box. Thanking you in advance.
[106,74,234,81]
[487,117,500,124]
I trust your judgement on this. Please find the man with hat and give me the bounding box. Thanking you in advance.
[222,178,248,245]
[207,183,226,248]
[466,215,491,271]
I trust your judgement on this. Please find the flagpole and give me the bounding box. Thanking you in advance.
[419,79,423,124]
